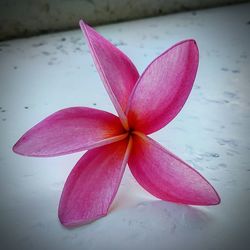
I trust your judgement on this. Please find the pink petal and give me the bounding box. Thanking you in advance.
[79,20,139,129]
[126,40,199,134]
[58,138,132,226]
[13,107,126,157]
[129,133,220,205]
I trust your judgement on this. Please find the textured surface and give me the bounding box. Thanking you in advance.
[0,0,248,40]
[0,3,250,250]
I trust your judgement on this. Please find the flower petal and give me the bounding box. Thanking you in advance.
[80,20,139,129]
[13,107,126,157]
[58,138,132,226]
[126,40,199,134]
[129,133,220,205]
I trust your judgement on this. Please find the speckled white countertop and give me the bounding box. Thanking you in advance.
[0,3,250,250]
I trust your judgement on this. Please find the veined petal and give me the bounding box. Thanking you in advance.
[13,107,126,157]
[126,40,199,134]
[129,133,220,205]
[59,137,132,226]
[80,20,139,129]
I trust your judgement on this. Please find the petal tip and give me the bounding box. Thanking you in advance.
[189,38,196,44]
[12,140,25,156]
[199,186,221,206]
[210,190,221,206]
[205,182,221,206]
[58,211,107,227]
[79,19,86,29]
[12,138,41,157]
[58,209,76,227]
[191,39,198,50]
[184,38,196,45]
[190,39,199,53]
[180,39,198,53]
[12,142,18,153]
[195,182,221,206]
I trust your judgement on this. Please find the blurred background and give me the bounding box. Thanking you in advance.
[0,0,248,41]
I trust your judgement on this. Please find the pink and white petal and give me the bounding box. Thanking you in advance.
[80,21,139,129]
[13,107,126,157]
[58,138,132,226]
[127,40,199,134]
[129,133,220,205]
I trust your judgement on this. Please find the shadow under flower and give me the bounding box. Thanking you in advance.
[59,181,213,249]
[73,199,214,250]
[111,199,211,234]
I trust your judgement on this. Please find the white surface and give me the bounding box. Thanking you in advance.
[0,3,250,250]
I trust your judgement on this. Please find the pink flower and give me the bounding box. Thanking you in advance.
[13,20,220,227]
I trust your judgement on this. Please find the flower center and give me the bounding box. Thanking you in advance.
[128,128,134,135]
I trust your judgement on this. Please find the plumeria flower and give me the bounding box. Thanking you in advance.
[13,20,220,227]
